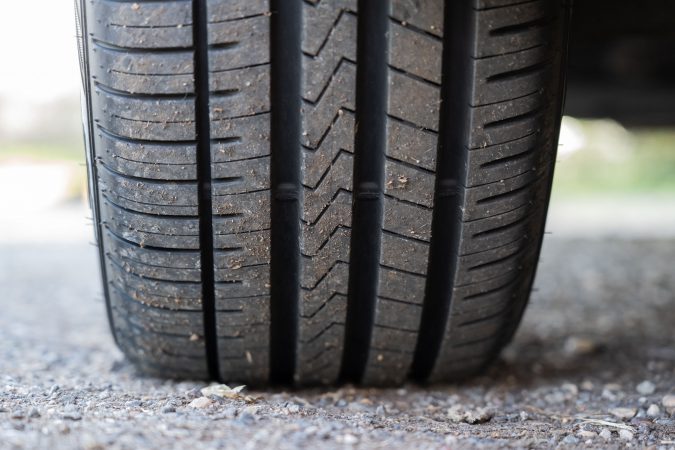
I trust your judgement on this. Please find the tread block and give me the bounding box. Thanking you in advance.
[382,197,432,241]
[209,15,269,70]
[391,0,443,37]
[465,132,543,187]
[207,0,269,23]
[474,1,554,58]
[91,86,196,141]
[98,165,198,216]
[107,260,202,310]
[88,0,193,49]
[104,230,201,282]
[384,159,435,208]
[380,233,429,274]
[472,44,552,106]
[388,71,441,132]
[101,200,200,249]
[390,21,443,84]
[90,44,194,95]
[210,114,270,160]
[95,127,197,181]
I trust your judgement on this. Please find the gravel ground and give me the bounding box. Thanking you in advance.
[1,209,674,449]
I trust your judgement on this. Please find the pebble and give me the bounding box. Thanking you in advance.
[544,391,567,404]
[636,380,656,395]
[563,336,597,355]
[580,380,594,391]
[338,434,358,445]
[646,404,660,417]
[184,388,202,399]
[618,429,634,441]
[610,407,636,420]
[125,400,142,408]
[188,397,213,409]
[562,383,578,396]
[602,389,617,401]
[577,430,597,439]
[599,429,613,441]
[465,408,493,424]
[217,407,238,419]
[444,435,458,445]
[161,405,176,414]
[562,435,579,445]
[447,406,492,424]
[238,413,255,425]
[655,418,675,426]
[662,394,675,413]
[60,406,82,421]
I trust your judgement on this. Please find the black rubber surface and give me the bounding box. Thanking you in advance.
[78,0,570,386]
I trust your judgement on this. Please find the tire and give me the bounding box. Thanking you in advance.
[76,0,569,385]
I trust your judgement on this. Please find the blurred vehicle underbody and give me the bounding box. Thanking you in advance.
[565,0,675,126]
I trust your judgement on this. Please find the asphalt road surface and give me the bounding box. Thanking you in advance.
[1,206,674,449]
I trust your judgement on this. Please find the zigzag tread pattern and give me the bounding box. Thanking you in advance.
[86,0,566,386]
[296,0,356,385]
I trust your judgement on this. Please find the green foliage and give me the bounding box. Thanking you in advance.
[553,122,675,197]
[0,141,84,163]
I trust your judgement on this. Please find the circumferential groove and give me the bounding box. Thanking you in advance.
[410,1,474,382]
[339,0,390,384]
[192,0,220,381]
[269,0,302,385]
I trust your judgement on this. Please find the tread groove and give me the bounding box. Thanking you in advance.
[95,124,196,146]
[269,0,302,385]
[340,0,390,384]
[193,0,220,381]
[483,107,543,130]
[94,81,194,100]
[92,37,193,54]
[479,146,535,169]
[486,59,552,83]
[490,15,553,37]
[411,1,474,381]
[101,195,198,220]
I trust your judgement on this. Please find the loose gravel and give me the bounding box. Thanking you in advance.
[1,235,674,449]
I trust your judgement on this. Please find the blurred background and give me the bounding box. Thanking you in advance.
[0,1,91,245]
